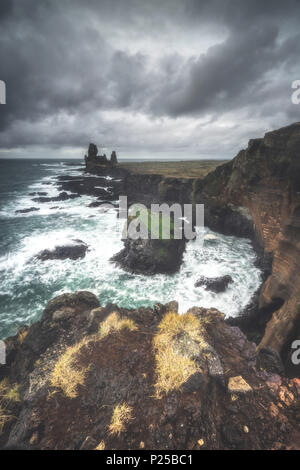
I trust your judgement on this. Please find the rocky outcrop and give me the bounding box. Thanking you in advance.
[111,209,186,275]
[195,275,233,293]
[85,143,117,171]
[15,207,40,214]
[192,122,300,367]
[32,191,80,203]
[36,240,88,261]
[112,237,186,275]
[56,174,125,201]
[110,150,118,166]
[0,292,299,450]
[28,192,48,197]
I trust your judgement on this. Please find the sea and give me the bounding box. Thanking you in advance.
[0,158,262,339]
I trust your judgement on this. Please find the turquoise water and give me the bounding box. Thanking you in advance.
[0,159,262,339]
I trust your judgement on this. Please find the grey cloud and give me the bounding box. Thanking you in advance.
[153,25,300,117]
[0,0,300,156]
[185,0,300,30]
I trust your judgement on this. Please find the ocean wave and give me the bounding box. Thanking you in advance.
[0,161,262,339]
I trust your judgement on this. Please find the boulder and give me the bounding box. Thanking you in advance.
[15,207,40,214]
[36,240,88,261]
[228,376,253,395]
[164,301,179,313]
[195,275,233,293]
[42,291,100,320]
[32,192,79,203]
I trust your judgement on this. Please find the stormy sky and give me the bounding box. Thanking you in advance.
[0,0,300,159]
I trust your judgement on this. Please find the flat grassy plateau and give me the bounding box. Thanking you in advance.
[118,160,229,179]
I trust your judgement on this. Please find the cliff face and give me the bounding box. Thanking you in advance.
[193,123,300,365]
[83,122,300,366]
[1,292,299,450]
[259,205,300,374]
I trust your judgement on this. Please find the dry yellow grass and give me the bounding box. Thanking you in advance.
[155,311,204,345]
[18,330,28,344]
[154,345,199,398]
[94,440,105,450]
[98,312,137,339]
[0,379,20,403]
[0,379,20,434]
[153,312,207,398]
[50,338,90,398]
[0,378,9,397]
[50,313,136,399]
[0,406,12,434]
[108,403,133,436]
[4,384,20,403]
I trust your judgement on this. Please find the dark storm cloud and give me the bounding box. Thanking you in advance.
[0,0,300,155]
[0,0,15,21]
[185,0,300,28]
[156,25,300,117]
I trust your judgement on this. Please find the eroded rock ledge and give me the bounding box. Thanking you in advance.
[0,292,299,450]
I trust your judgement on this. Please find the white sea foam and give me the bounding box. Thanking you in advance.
[0,162,262,338]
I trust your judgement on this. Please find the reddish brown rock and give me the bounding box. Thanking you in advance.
[195,122,300,362]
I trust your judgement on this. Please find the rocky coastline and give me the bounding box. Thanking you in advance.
[0,292,299,450]
[19,123,300,363]
[1,122,300,449]
[81,123,300,376]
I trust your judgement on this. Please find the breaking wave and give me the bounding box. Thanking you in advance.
[0,160,261,339]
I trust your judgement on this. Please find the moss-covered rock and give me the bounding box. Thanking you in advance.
[111,210,186,274]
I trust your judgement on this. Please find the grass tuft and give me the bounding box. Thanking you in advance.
[0,406,12,434]
[98,312,137,339]
[155,312,204,343]
[0,379,20,434]
[153,311,206,398]
[4,384,21,403]
[0,379,21,403]
[50,313,136,399]
[50,338,90,398]
[95,440,105,450]
[18,330,28,344]
[153,345,199,398]
[108,403,133,436]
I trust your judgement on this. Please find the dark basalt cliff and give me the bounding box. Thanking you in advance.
[86,122,300,371]
[86,123,300,370]
[194,122,300,373]
[0,292,299,450]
